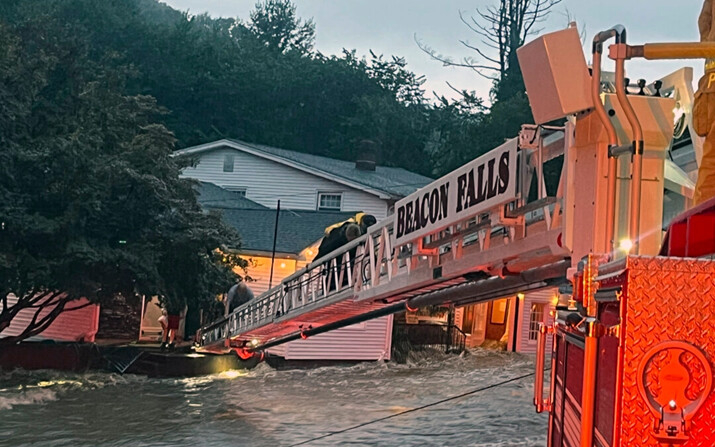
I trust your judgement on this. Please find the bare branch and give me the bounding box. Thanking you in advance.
[13,298,69,343]
[414,34,499,72]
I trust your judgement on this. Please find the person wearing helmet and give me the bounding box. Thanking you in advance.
[314,213,376,290]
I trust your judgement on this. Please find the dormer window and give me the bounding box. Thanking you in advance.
[223,154,235,172]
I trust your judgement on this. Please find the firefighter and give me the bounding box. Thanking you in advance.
[225,280,254,316]
[315,213,377,261]
[313,213,376,291]
[693,0,715,204]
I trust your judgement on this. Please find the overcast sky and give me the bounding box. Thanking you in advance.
[160,0,704,100]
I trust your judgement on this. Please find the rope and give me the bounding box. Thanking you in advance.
[287,370,538,447]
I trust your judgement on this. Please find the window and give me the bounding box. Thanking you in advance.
[528,302,546,341]
[223,154,235,172]
[318,193,342,211]
[490,298,508,324]
[224,186,246,197]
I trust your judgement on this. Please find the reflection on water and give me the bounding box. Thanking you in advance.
[0,349,546,447]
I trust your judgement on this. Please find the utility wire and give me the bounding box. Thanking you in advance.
[287,370,539,447]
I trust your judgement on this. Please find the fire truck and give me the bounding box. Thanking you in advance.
[524,25,715,447]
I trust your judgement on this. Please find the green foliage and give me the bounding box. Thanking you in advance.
[0,0,464,177]
[0,7,246,341]
[249,0,315,54]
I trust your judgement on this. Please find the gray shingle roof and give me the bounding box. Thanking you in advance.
[197,182,356,254]
[196,181,267,210]
[214,208,356,254]
[225,139,433,198]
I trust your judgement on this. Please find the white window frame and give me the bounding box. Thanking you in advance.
[224,186,247,197]
[317,192,343,211]
[528,302,546,342]
[223,154,235,172]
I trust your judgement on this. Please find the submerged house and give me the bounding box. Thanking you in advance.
[175,139,433,361]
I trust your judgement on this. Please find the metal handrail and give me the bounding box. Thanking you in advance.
[393,322,466,354]
[534,322,554,413]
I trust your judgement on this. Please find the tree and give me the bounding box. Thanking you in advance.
[416,0,562,175]
[0,11,246,344]
[248,0,315,55]
[419,0,561,101]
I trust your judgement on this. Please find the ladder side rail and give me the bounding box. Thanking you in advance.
[354,244,366,292]
[337,252,346,292]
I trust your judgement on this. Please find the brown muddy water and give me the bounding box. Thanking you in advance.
[0,349,547,446]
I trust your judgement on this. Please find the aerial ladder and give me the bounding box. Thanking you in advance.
[197,123,573,354]
[198,21,715,447]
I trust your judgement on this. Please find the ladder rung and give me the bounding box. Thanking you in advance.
[505,197,557,218]
[422,219,492,250]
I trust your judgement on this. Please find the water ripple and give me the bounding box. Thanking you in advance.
[0,348,546,447]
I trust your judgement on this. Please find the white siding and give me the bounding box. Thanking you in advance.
[257,249,394,361]
[515,288,556,354]
[342,190,389,218]
[1,294,100,342]
[280,315,393,361]
[454,306,463,328]
[182,148,389,218]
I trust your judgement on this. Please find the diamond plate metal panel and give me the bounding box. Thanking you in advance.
[618,256,715,447]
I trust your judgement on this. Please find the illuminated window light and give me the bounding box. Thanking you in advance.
[280,262,286,269]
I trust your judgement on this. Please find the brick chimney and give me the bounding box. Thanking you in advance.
[355,139,378,171]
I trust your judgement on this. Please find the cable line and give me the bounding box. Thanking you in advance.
[287,370,538,447]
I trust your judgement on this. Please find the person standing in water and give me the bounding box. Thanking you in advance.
[224,281,255,316]
[158,309,175,350]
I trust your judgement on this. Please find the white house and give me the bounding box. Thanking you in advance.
[176,139,433,362]
[174,139,432,219]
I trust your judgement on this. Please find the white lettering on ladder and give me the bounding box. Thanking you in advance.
[393,139,518,247]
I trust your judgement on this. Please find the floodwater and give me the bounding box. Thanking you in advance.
[0,349,546,447]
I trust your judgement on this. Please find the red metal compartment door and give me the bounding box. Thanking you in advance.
[563,334,585,447]
[550,332,565,447]
[551,330,584,447]
[594,301,620,447]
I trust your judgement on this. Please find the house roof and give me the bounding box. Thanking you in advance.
[196,182,355,254]
[214,208,356,254]
[196,181,267,210]
[174,139,433,199]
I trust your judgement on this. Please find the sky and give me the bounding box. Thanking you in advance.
[160,0,705,100]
